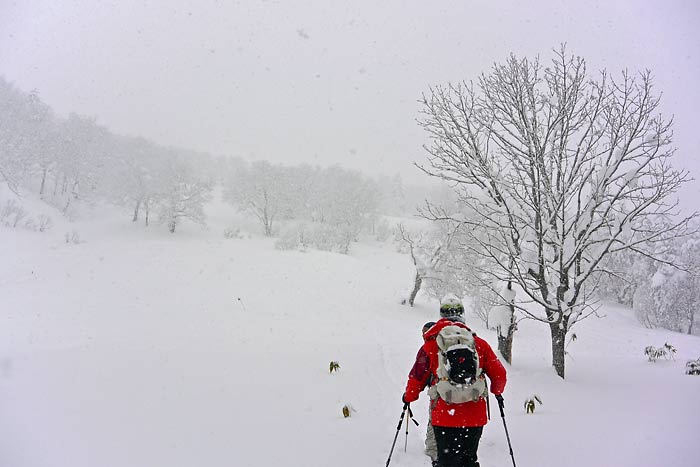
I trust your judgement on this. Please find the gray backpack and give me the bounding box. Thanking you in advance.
[429,325,487,404]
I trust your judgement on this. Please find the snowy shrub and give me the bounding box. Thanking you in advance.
[38,214,53,232]
[524,395,542,414]
[275,222,353,254]
[64,230,82,244]
[373,217,393,242]
[329,361,340,373]
[341,404,356,418]
[22,218,37,231]
[306,223,353,254]
[0,199,27,228]
[644,343,676,362]
[275,223,308,251]
[223,227,244,239]
[685,358,700,375]
[0,200,53,232]
[307,224,334,251]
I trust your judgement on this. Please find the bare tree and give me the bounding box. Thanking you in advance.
[104,136,168,225]
[397,221,462,307]
[224,161,294,237]
[155,158,212,233]
[426,213,520,363]
[417,48,696,378]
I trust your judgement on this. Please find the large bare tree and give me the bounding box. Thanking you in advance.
[417,48,696,378]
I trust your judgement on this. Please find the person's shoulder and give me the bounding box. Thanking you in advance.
[474,334,496,352]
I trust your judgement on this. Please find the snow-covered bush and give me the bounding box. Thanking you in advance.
[223,227,244,239]
[524,395,542,414]
[341,404,356,418]
[0,199,27,228]
[275,222,353,254]
[275,223,308,251]
[64,230,82,244]
[373,217,393,242]
[685,358,700,375]
[307,223,353,254]
[37,214,53,232]
[0,199,54,232]
[644,343,676,362]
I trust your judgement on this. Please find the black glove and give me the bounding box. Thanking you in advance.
[495,394,504,408]
[402,392,409,405]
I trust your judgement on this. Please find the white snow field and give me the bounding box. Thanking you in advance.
[1,200,699,467]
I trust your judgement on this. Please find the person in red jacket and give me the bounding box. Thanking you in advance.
[420,321,438,465]
[403,295,507,467]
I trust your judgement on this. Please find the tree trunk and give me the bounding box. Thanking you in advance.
[688,307,695,335]
[497,279,517,364]
[70,179,79,199]
[39,168,47,198]
[550,324,567,378]
[408,272,422,307]
[144,199,150,226]
[132,199,141,222]
[62,196,71,214]
[497,315,516,364]
[169,218,177,233]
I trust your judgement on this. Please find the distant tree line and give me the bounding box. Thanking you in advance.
[0,77,214,232]
[0,76,418,246]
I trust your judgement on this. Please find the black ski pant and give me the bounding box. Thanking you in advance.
[433,425,483,467]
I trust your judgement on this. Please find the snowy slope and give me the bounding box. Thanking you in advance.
[1,200,699,467]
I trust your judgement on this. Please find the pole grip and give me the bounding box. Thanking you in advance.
[395,405,407,430]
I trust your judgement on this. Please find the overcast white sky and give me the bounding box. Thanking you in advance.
[1,0,698,202]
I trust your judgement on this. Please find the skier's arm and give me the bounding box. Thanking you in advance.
[477,338,507,395]
[403,347,431,403]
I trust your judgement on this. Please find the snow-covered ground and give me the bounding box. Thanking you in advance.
[1,199,699,467]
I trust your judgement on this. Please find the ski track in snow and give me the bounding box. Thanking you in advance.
[1,203,699,467]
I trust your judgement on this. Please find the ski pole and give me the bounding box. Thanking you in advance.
[486,380,491,421]
[404,405,419,452]
[496,396,517,467]
[386,404,409,467]
[404,405,410,452]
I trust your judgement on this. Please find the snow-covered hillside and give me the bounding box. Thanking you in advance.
[1,201,699,467]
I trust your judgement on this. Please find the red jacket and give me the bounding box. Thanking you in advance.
[404,318,507,427]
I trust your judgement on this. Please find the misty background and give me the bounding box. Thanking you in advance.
[1,0,698,200]
[3,3,700,466]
